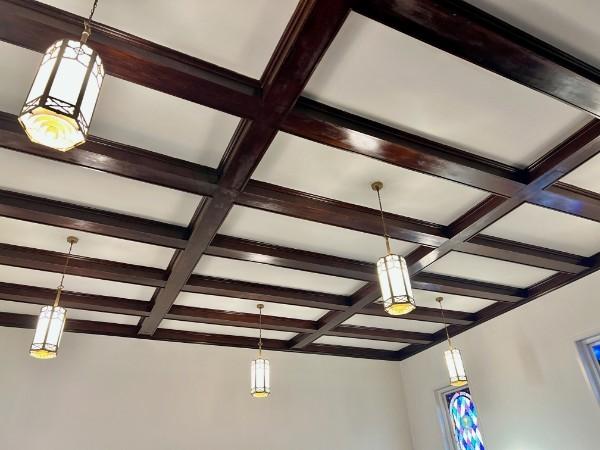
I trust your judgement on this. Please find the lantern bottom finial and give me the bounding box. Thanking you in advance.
[19,107,84,152]
[29,349,57,360]
[252,391,269,398]
[385,302,416,316]
[450,380,468,388]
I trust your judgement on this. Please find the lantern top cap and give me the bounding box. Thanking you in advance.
[370,181,384,191]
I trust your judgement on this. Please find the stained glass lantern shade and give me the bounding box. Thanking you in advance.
[445,348,468,387]
[377,253,415,316]
[19,39,104,151]
[251,358,270,398]
[447,390,485,450]
[30,305,67,359]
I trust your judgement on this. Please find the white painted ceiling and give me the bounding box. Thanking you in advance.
[37,0,299,78]
[220,206,417,262]
[254,132,489,225]
[423,252,556,288]
[304,12,589,168]
[0,0,597,355]
[466,0,600,68]
[483,203,600,257]
[193,256,364,296]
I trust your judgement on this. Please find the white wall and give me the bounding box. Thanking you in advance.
[0,326,413,450]
[401,270,600,450]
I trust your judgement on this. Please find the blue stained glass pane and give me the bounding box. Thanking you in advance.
[592,343,600,364]
[448,390,485,450]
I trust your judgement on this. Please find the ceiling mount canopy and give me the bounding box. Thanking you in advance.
[18,0,104,152]
[372,181,415,316]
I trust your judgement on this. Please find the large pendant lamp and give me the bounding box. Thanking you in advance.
[371,181,415,316]
[18,0,104,152]
[436,297,468,387]
[251,304,271,398]
[30,236,79,359]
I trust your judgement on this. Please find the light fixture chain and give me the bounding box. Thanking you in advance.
[375,187,392,254]
[81,0,100,43]
[258,306,263,356]
[87,0,100,22]
[438,299,453,347]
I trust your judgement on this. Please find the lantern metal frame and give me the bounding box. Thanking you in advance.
[18,0,104,152]
[372,181,416,316]
[437,296,468,387]
[251,304,271,398]
[30,236,78,359]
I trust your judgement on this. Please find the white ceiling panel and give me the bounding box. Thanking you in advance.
[342,314,444,334]
[0,217,174,269]
[0,149,200,226]
[560,153,600,194]
[423,252,556,288]
[304,13,589,168]
[254,133,488,225]
[0,300,138,325]
[0,265,154,301]
[0,42,40,114]
[314,336,408,351]
[466,0,600,68]
[483,203,600,256]
[412,289,495,313]
[194,256,363,296]
[0,41,239,166]
[90,77,240,166]
[65,309,139,325]
[174,292,328,321]
[220,206,416,262]
[38,0,298,78]
[159,319,296,341]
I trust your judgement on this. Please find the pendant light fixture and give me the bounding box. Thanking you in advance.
[371,181,415,316]
[436,297,468,387]
[18,0,104,152]
[30,236,79,359]
[251,304,271,398]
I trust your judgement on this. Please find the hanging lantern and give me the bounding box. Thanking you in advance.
[30,236,78,359]
[18,0,104,152]
[437,297,468,387]
[371,181,415,316]
[251,304,271,398]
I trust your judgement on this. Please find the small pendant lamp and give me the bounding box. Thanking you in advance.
[371,181,415,316]
[251,304,271,398]
[436,296,468,387]
[30,236,79,359]
[18,0,104,151]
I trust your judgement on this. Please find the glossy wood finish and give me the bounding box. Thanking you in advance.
[137,0,353,335]
[2,0,600,359]
[0,0,260,118]
[354,0,600,117]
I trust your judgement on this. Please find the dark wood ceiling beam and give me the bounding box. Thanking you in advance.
[283,99,525,195]
[529,182,600,223]
[329,325,432,345]
[0,189,188,249]
[360,303,475,326]
[0,112,218,197]
[0,0,260,118]
[184,275,350,311]
[353,0,600,117]
[412,273,525,302]
[138,0,354,336]
[240,181,448,247]
[0,282,150,316]
[0,311,400,360]
[0,243,167,287]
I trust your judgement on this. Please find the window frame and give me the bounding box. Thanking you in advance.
[435,384,485,450]
[576,333,600,406]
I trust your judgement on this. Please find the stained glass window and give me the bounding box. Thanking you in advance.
[592,343,600,365]
[445,388,485,450]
